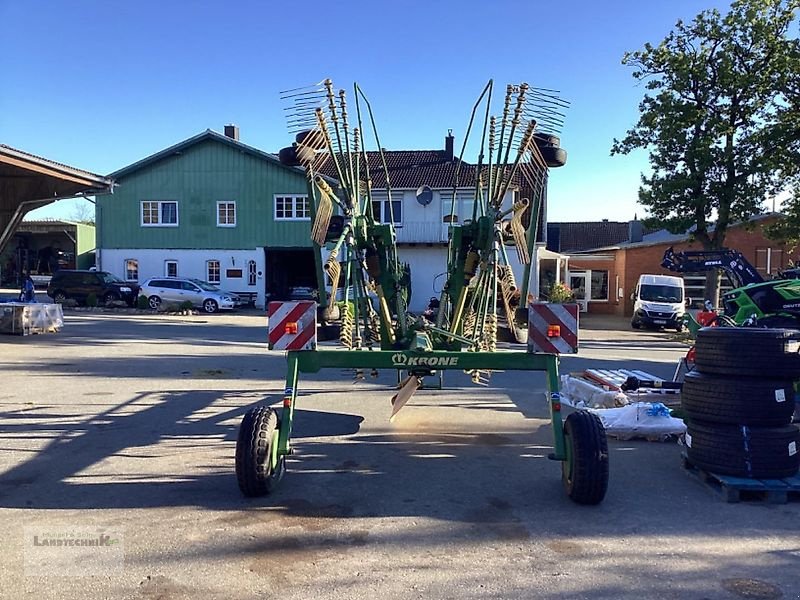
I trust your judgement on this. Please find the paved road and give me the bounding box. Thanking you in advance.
[0,312,797,599]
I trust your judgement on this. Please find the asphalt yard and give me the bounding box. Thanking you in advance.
[0,311,798,599]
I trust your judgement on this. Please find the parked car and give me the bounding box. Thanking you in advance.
[47,270,140,306]
[139,277,241,313]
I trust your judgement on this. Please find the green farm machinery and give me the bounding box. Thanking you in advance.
[235,79,609,505]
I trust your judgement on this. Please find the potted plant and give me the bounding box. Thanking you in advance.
[529,282,580,354]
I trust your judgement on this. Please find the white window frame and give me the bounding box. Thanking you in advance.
[141,200,178,227]
[207,259,221,284]
[165,260,178,277]
[216,201,237,227]
[441,190,476,224]
[371,192,403,226]
[589,269,610,302]
[124,259,139,281]
[274,195,310,221]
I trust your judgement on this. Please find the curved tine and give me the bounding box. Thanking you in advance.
[354,82,394,220]
[453,80,493,202]
[279,79,327,97]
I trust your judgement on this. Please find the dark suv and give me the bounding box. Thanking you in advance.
[47,270,140,306]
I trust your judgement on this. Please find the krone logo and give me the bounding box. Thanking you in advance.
[390,353,459,367]
[391,353,408,366]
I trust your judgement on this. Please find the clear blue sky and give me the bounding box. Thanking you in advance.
[1,0,731,223]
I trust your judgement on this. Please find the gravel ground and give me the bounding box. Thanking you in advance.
[0,311,798,600]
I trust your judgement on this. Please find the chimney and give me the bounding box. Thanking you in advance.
[224,124,240,141]
[628,218,644,243]
[445,129,454,161]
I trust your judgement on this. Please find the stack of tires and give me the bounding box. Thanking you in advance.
[681,327,800,479]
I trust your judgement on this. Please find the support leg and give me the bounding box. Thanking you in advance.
[278,352,300,456]
[546,356,566,460]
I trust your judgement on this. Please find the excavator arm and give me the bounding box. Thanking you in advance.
[661,247,764,289]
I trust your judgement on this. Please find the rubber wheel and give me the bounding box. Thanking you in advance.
[631,320,641,330]
[533,132,560,148]
[562,410,609,505]
[278,146,301,167]
[236,406,286,497]
[694,327,800,378]
[540,145,567,168]
[681,371,796,426]
[53,291,67,303]
[754,315,800,328]
[685,421,799,479]
[104,292,119,305]
[148,295,162,310]
[203,299,219,313]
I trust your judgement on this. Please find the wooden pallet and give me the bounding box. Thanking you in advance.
[683,458,800,503]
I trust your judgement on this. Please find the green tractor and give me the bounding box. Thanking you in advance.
[661,247,800,328]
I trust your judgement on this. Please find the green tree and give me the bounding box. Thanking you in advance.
[612,0,800,303]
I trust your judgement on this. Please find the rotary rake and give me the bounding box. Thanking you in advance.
[235,79,609,504]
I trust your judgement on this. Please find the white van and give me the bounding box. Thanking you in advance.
[631,274,686,331]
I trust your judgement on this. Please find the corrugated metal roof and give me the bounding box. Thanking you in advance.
[0,144,111,185]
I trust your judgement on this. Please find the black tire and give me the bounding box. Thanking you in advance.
[236,406,286,497]
[694,327,800,378]
[148,295,162,310]
[533,132,560,148]
[631,320,641,330]
[278,145,301,167]
[562,411,609,505]
[754,315,800,329]
[53,290,67,303]
[540,145,567,168]
[674,323,684,333]
[104,292,119,305]
[203,299,219,313]
[685,421,799,479]
[681,371,796,426]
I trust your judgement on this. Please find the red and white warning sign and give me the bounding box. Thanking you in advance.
[528,302,579,354]
[268,301,317,351]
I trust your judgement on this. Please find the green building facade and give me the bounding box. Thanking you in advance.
[96,129,316,307]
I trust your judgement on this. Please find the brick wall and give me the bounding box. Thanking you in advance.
[573,216,797,317]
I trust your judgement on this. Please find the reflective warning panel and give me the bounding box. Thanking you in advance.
[528,302,579,354]
[268,301,317,351]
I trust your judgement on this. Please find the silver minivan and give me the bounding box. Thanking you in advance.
[139,277,240,313]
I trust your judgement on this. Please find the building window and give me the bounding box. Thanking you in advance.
[372,192,402,225]
[248,260,257,286]
[274,195,310,220]
[590,270,609,301]
[124,259,139,281]
[442,191,476,224]
[141,201,178,226]
[165,260,178,277]
[207,260,220,284]
[217,201,236,227]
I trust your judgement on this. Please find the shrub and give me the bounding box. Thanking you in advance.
[85,293,98,307]
[136,295,149,310]
[179,300,194,311]
[548,282,575,304]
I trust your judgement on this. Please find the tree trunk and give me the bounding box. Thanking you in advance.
[703,271,722,308]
